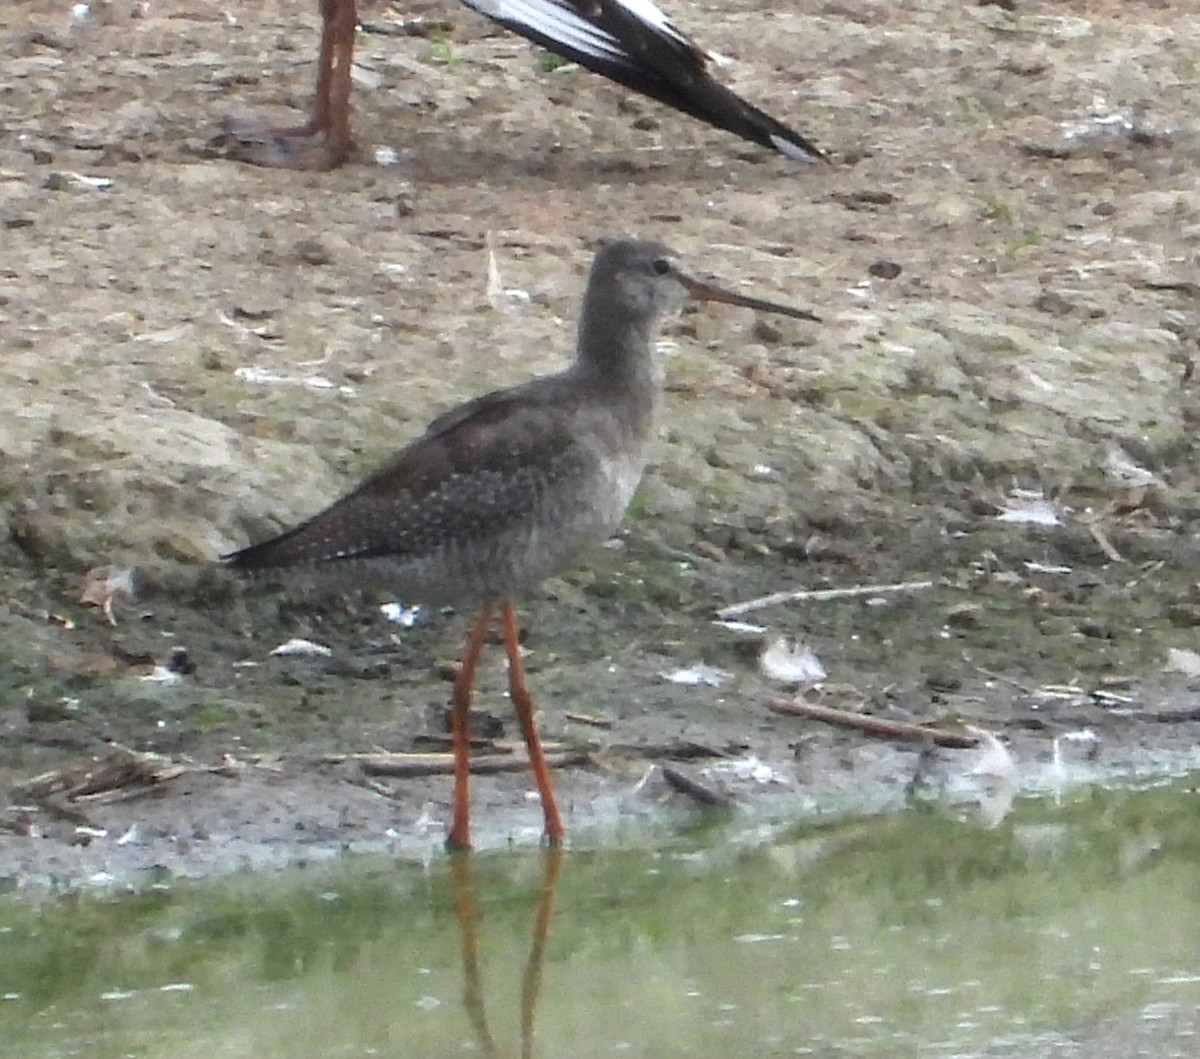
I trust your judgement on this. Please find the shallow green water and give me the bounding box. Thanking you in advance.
[3,780,1199,1058]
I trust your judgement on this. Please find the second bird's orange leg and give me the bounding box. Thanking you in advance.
[501,602,565,845]
[447,604,495,851]
[318,0,357,161]
[218,0,357,170]
[302,0,343,134]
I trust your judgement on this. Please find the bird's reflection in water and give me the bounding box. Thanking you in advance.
[451,848,565,1059]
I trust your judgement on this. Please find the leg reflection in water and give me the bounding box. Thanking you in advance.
[451,848,565,1059]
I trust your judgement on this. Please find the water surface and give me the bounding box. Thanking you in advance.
[3,779,1199,1058]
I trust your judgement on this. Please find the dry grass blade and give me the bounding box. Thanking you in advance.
[716,579,935,619]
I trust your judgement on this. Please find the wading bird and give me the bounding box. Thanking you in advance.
[224,239,818,848]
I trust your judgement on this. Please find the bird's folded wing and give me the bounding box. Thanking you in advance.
[225,387,593,568]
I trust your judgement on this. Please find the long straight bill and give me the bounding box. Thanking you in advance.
[678,273,820,322]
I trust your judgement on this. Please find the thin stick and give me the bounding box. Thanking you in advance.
[1126,559,1165,588]
[661,766,736,808]
[565,712,613,729]
[1084,519,1125,563]
[768,698,980,748]
[716,579,935,619]
[333,750,587,777]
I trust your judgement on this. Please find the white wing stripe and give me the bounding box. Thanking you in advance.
[462,0,696,68]
[610,0,692,47]
[466,0,623,62]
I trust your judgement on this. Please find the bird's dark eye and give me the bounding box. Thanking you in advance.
[652,257,671,276]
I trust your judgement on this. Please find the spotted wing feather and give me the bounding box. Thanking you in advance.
[224,378,605,576]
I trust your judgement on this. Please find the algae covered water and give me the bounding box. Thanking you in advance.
[2,778,1199,1058]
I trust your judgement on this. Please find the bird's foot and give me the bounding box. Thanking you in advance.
[209,116,352,171]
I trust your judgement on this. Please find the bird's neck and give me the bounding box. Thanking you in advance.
[572,310,663,433]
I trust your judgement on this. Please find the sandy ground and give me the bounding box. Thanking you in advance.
[2,0,1200,889]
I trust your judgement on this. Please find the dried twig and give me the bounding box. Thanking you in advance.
[716,579,935,619]
[1083,518,1125,563]
[768,698,980,748]
[319,750,587,777]
[604,739,731,761]
[565,711,614,729]
[17,746,188,801]
[661,766,736,808]
[1126,559,1165,588]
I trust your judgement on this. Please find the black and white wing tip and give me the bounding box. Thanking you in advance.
[462,0,827,162]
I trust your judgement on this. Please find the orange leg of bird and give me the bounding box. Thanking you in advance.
[447,604,495,852]
[501,603,566,846]
[216,0,357,170]
[319,0,356,159]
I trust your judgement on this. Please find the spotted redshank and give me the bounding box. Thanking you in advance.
[224,239,818,849]
[218,0,826,170]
